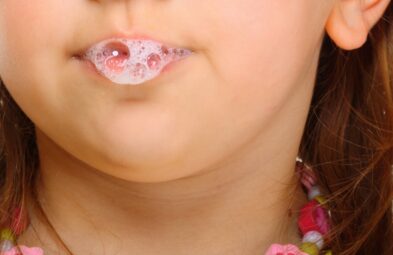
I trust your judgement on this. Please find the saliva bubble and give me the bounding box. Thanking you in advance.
[83,38,192,85]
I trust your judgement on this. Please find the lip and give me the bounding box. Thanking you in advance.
[73,53,186,77]
[72,49,191,86]
[72,32,193,85]
[72,32,192,59]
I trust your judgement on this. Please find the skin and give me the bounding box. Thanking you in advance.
[0,0,390,254]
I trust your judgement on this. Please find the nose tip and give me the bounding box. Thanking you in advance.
[86,0,148,28]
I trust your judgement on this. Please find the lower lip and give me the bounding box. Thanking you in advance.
[73,55,186,85]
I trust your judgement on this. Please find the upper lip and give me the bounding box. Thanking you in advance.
[72,31,193,58]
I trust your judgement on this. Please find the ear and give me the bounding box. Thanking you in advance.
[325,0,391,50]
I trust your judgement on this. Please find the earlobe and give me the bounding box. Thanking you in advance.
[325,0,391,50]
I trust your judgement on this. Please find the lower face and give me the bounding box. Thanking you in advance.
[0,0,332,183]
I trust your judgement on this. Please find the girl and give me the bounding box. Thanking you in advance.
[0,0,392,254]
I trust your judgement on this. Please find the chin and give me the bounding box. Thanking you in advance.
[86,134,192,182]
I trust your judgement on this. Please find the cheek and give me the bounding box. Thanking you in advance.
[0,1,75,80]
[194,0,328,119]
[0,1,77,120]
[0,1,60,58]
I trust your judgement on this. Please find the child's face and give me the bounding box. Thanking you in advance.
[0,1,332,182]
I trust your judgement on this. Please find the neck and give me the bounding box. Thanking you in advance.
[20,129,308,255]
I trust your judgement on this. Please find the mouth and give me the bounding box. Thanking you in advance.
[72,35,194,86]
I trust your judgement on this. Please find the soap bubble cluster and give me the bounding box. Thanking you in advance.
[83,38,192,85]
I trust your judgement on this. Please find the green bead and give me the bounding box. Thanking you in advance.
[324,250,333,255]
[0,228,15,242]
[300,242,319,255]
[314,195,326,204]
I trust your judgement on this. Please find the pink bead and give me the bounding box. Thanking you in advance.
[295,162,317,192]
[1,245,44,255]
[265,243,308,255]
[298,200,330,235]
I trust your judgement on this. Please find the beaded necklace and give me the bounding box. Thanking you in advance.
[0,159,333,255]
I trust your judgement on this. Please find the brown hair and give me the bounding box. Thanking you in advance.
[299,2,393,254]
[1,3,392,255]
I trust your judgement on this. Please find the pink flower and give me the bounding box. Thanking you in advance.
[265,243,308,255]
[1,245,44,255]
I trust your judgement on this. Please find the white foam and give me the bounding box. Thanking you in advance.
[83,38,192,85]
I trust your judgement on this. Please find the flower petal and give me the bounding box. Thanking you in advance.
[1,245,44,255]
[265,243,309,255]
